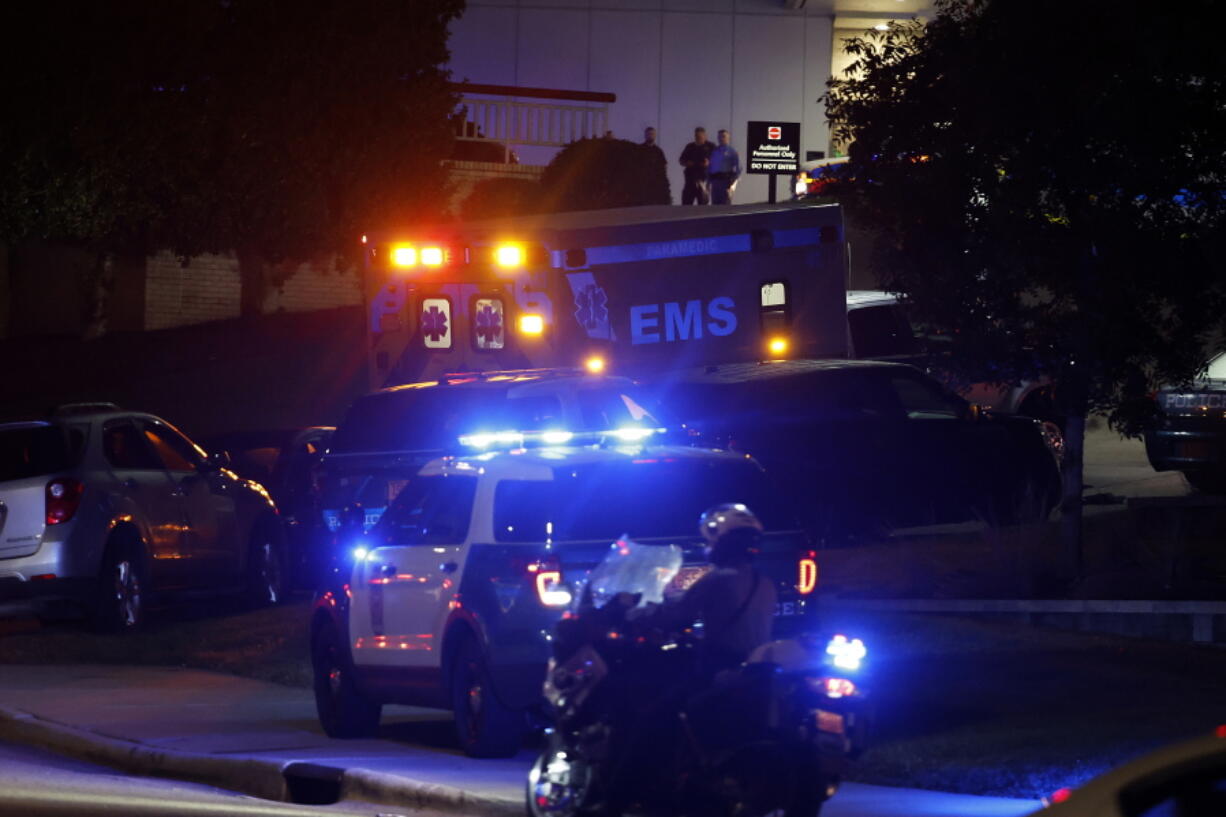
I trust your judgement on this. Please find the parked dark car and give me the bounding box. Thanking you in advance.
[650,360,1062,542]
[1145,352,1226,494]
[201,427,334,587]
[0,404,283,628]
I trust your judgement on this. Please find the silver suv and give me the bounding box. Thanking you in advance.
[0,405,283,629]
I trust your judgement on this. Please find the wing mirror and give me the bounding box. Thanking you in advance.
[204,450,232,470]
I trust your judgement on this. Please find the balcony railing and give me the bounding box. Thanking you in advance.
[452,83,617,163]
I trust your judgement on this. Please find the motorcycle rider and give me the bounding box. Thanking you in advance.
[653,502,778,675]
[605,504,779,805]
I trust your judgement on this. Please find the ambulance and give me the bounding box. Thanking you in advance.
[361,201,850,388]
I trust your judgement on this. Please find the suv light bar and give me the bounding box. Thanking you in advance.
[458,427,666,450]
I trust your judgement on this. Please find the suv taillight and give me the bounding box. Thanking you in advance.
[529,555,572,608]
[46,478,84,525]
[798,551,818,595]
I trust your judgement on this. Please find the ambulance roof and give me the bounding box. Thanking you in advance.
[456,199,840,235]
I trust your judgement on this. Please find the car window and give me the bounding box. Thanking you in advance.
[379,474,477,545]
[102,421,164,471]
[142,422,204,473]
[848,304,921,358]
[0,425,85,481]
[577,388,664,430]
[888,373,964,420]
[493,460,796,543]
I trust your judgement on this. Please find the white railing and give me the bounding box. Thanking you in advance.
[452,83,615,163]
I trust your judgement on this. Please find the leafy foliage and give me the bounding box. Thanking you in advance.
[460,177,542,222]
[0,0,462,266]
[824,0,1226,429]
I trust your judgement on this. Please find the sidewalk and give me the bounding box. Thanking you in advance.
[0,664,1039,817]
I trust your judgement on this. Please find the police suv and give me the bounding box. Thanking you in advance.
[308,430,816,757]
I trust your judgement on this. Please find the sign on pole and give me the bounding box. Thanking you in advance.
[746,121,801,175]
[746,121,800,203]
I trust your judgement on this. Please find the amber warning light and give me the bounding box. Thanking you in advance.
[495,244,525,269]
[519,314,545,336]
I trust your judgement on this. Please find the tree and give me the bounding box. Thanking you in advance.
[824,0,1226,580]
[0,0,462,330]
[538,138,671,212]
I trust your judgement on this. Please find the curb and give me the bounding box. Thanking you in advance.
[0,705,521,816]
[0,705,289,802]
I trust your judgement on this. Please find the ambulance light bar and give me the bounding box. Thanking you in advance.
[494,244,525,269]
[458,427,666,450]
[390,244,449,270]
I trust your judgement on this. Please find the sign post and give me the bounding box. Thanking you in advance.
[746,121,801,203]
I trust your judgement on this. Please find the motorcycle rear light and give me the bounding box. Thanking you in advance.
[45,478,84,525]
[815,677,856,699]
[798,556,818,594]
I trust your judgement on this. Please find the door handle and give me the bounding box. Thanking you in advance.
[440,561,458,573]
[379,563,397,578]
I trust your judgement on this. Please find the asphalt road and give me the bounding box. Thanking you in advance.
[0,739,397,817]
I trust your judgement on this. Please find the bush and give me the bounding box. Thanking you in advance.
[538,138,670,212]
[459,177,542,221]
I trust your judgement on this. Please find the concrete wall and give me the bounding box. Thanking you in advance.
[449,0,836,204]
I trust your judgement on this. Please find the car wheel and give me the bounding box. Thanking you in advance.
[92,540,144,632]
[1185,470,1226,495]
[450,634,523,758]
[246,524,286,607]
[312,622,381,738]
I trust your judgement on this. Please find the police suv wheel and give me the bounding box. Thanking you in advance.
[312,623,381,738]
[450,635,522,758]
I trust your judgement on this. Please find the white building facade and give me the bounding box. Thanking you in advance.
[447,0,931,204]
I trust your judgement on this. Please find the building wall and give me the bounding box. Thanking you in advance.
[449,0,835,204]
[145,252,361,331]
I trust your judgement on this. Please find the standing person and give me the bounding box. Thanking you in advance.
[642,126,665,159]
[679,127,714,205]
[708,129,741,205]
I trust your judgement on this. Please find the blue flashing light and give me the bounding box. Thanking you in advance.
[457,427,666,450]
[353,546,369,561]
[826,634,867,672]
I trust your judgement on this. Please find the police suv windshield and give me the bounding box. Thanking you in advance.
[493,459,794,543]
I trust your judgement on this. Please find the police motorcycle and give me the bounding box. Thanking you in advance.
[526,532,870,817]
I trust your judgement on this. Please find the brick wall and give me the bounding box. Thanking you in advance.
[145,252,242,330]
[145,252,362,330]
[262,260,362,314]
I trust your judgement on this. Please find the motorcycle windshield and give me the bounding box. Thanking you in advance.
[580,538,683,610]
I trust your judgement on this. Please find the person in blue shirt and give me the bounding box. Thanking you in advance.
[708,129,741,205]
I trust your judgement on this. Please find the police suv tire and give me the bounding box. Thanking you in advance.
[245,522,286,607]
[450,635,523,758]
[92,537,145,633]
[312,622,382,738]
